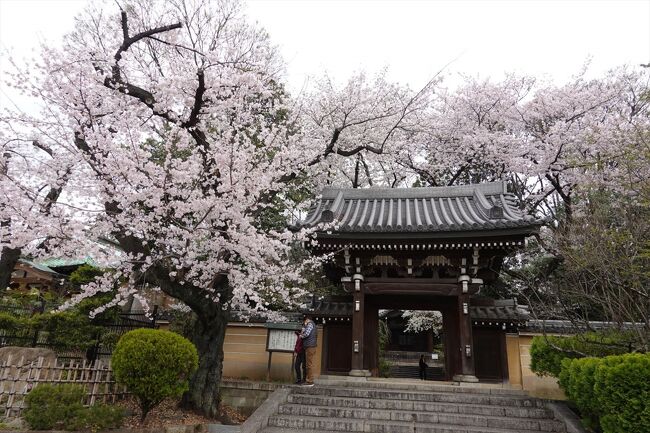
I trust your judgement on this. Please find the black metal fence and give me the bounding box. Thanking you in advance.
[0,308,159,361]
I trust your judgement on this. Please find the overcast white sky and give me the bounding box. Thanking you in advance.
[1,0,649,104]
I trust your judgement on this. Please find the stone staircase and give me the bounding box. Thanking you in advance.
[255,379,569,433]
[388,364,445,380]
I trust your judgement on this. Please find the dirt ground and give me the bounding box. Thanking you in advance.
[117,397,246,428]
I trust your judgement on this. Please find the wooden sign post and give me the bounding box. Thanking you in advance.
[265,323,301,381]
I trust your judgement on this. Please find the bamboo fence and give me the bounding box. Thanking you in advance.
[0,355,127,418]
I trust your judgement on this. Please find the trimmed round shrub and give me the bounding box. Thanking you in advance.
[112,329,198,421]
[594,353,650,433]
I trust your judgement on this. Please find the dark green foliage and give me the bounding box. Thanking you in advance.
[378,357,391,378]
[0,309,102,351]
[0,312,23,332]
[24,384,85,430]
[378,319,390,353]
[24,383,124,431]
[68,264,104,287]
[168,309,197,340]
[378,319,391,377]
[69,265,121,322]
[558,357,601,430]
[0,312,36,341]
[0,288,122,352]
[112,329,199,421]
[530,332,631,377]
[75,293,121,322]
[69,403,125,431]
[594,353,650,433]
[32,311,100,350]
[558,353,650,433]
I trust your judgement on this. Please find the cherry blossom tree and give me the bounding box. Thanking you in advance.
[392,67,649,219]
[1,0,321,416]
[394,74,535,189]
[301,70,440,189]
[0,129,74,291]
[0,0,442,416]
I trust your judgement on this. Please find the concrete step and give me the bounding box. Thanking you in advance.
[260,428,339,433]
[277,403,565,431]
[287,393,554,419]
[389,365,445,380]
[267,414,566,433]
[313,378,529,396]
[292,385,545,408]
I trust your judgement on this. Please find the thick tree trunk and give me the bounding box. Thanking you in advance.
[0,246,21,292]
[139,261,233,419]
[181,307,229,418]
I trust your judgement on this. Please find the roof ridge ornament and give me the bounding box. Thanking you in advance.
[488,205,504,219]
[320,209,334,222]
[318,181,508,200]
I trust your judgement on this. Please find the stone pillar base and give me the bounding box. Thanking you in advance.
[349,369,372,377]
[453,374,479,383]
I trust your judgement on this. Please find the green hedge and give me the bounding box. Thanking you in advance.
[530,332,630,377]
[24,383,123,431]
[558,357,600,430]
[32,311,101,350]
[0,312,25,333]
[112,329,198,421]
[595,353,650,433]
[559,353,650,433]
[0,294,119,351]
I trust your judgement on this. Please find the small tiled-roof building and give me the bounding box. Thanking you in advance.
[9,259,66,293]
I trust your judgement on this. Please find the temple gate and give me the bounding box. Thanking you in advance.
[299,181,540,382]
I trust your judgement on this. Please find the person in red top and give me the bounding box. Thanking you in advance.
[294,330,306,384]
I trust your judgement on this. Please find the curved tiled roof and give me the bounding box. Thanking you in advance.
[300,182,541,233]
[306,296,529,323]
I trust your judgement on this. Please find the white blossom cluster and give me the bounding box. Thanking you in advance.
[402,310,443,335]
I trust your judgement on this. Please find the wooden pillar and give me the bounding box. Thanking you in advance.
[426,329,434,353]
[364,300,379,375]
[442,305,460,381]
[350,273,371,377]
[453,275,478,382]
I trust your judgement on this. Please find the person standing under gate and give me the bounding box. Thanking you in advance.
[293,329,306,384]
[419,354,428,380]
[300,314,317,386]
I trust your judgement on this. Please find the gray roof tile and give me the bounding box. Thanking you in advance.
[306,296,529,323]
[300,182,542,233]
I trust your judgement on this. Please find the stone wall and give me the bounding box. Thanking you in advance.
[219,379,282,416]
[504,333,567,400]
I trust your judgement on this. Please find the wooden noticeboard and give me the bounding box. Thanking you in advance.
[265,323,302,381]
[266,329,297,353]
